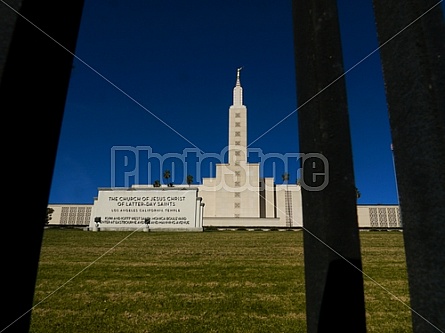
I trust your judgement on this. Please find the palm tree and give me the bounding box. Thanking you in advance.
[187,175,193,186]
[163,170,171,185]
[282,172,290,187]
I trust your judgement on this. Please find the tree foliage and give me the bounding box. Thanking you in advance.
[163,170,171,184]
[282,173,290,183]
[46,208,54,224]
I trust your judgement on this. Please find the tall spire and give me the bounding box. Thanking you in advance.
[236,66,243,85]
[229,67,247,165]
[233,67,243,106]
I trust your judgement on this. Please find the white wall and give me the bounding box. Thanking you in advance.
[88,187,202,231]
[47,204,92,225]
[48,203,402,229]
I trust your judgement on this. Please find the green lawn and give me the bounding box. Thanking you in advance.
[28,229,411,332]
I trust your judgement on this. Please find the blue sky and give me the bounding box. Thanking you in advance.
[48,0,413,205]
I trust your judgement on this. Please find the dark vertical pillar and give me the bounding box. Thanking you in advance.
[292,1,366,332]
[0,0,22,78]
[0,1,84,332]
[259,179,266,218]
[372,1,445,332]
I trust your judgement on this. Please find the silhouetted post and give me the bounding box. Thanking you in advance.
[372,1,445,332]
[292,1,367,332]
[0,1,84,332]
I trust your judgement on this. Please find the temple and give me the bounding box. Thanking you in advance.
[198,69,303,227]
[47,69,402,231]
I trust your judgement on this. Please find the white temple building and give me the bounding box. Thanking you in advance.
[48,69,402,230]
[198,68,303,227]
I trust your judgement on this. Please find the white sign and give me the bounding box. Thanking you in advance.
[90,189,199,230]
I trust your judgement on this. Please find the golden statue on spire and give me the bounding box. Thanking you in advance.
[236,66,243,80]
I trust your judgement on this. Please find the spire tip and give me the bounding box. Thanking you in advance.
[236,67,243,79]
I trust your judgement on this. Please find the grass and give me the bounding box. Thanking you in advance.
[27,229,412,332]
